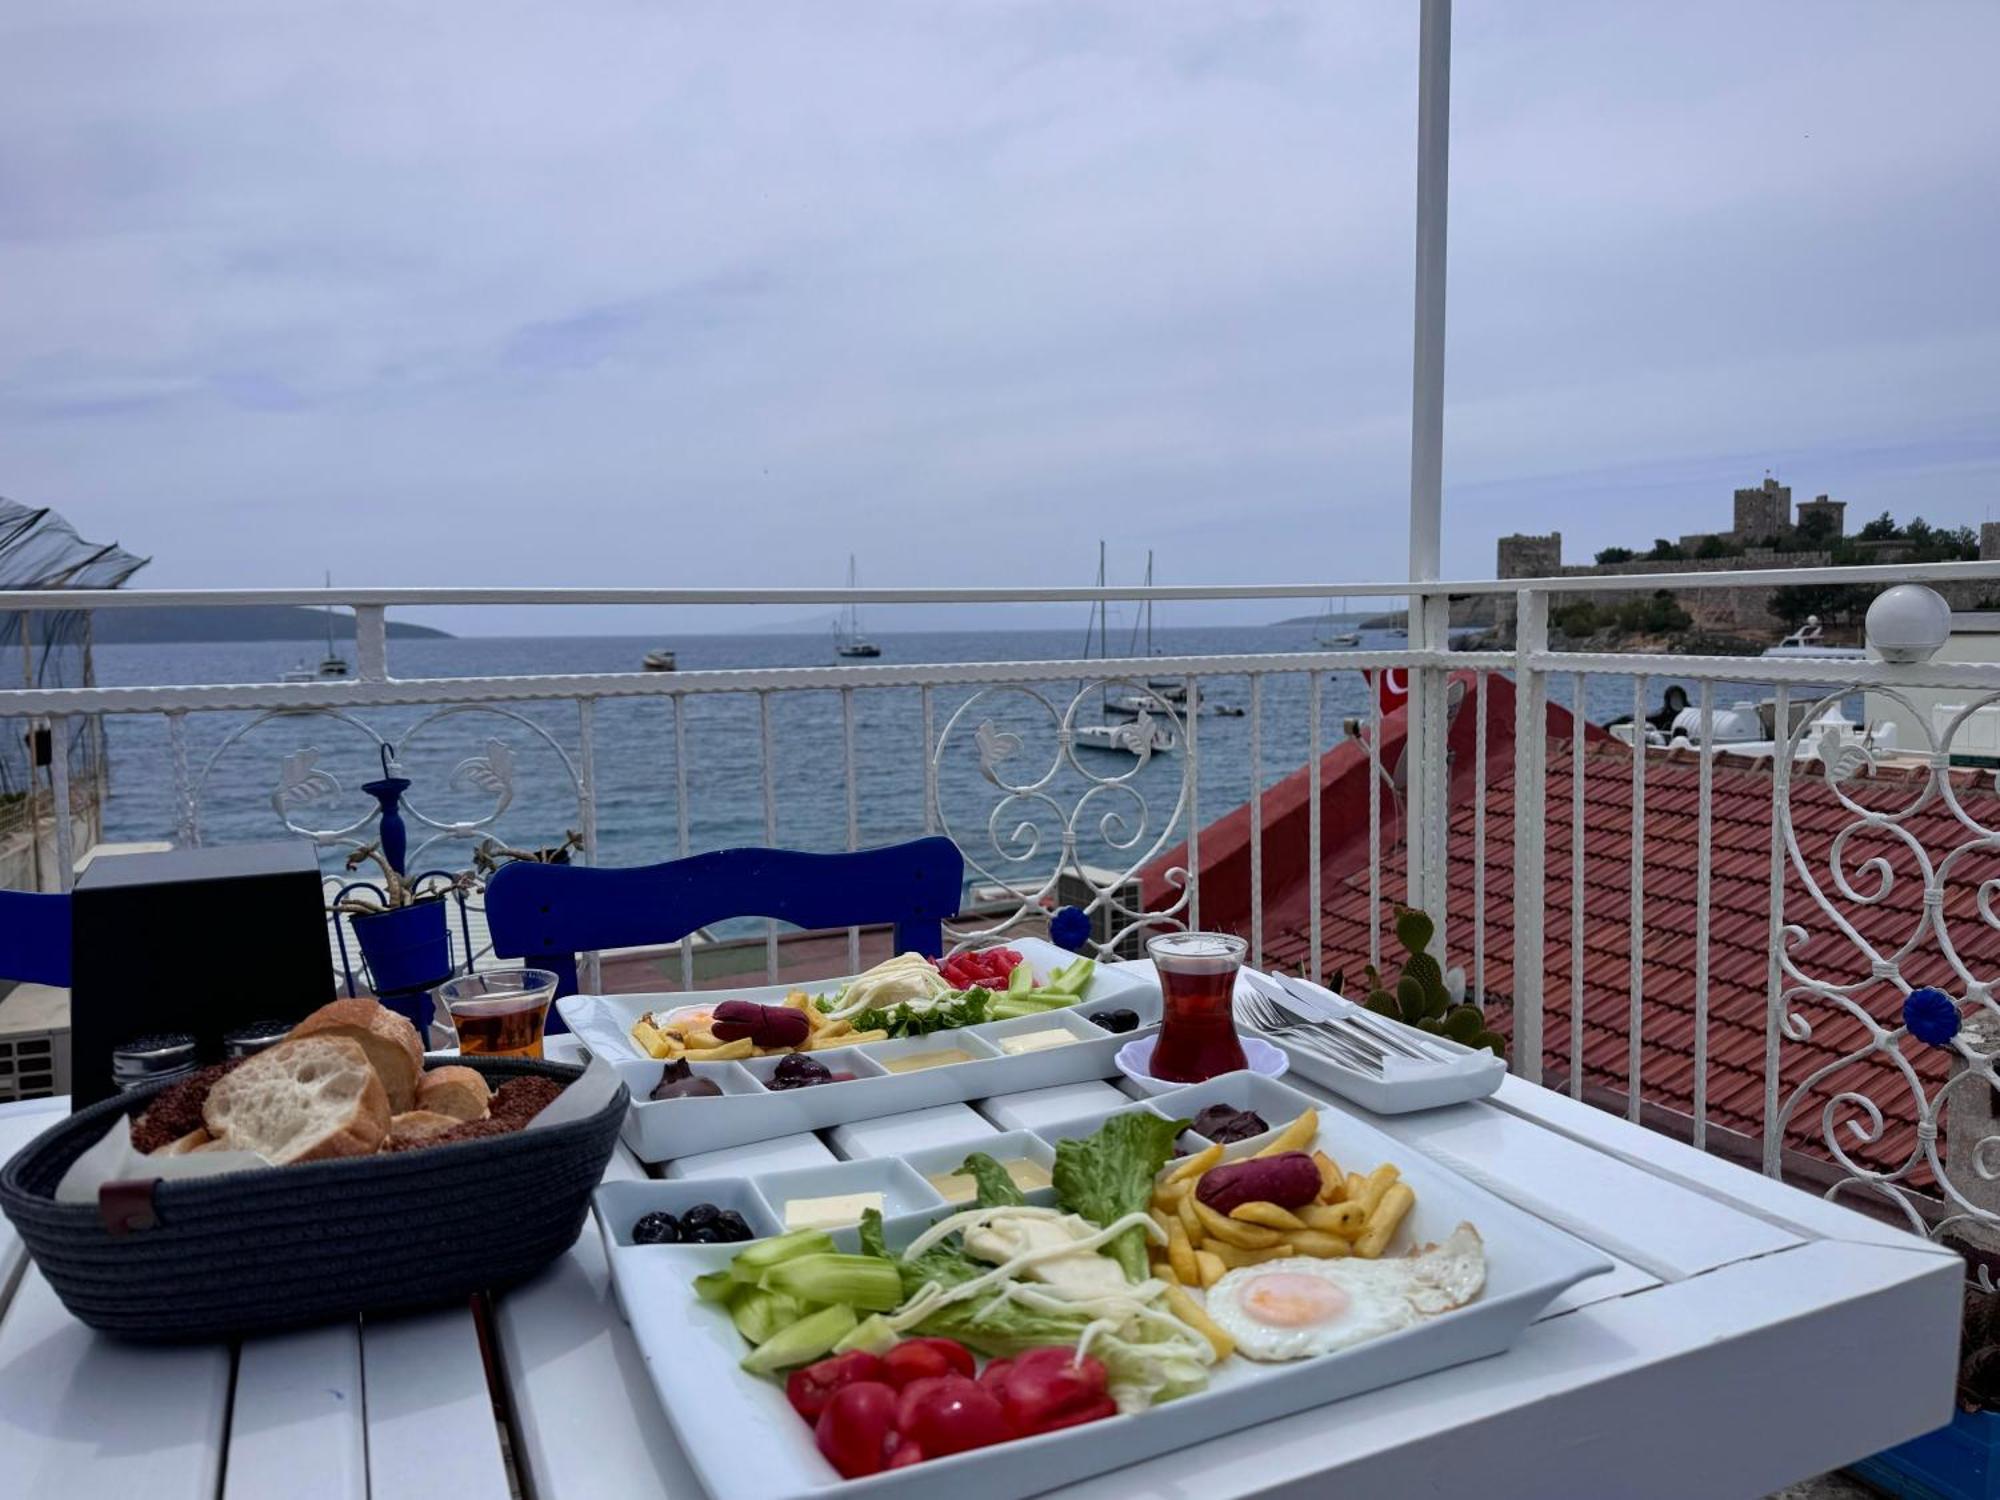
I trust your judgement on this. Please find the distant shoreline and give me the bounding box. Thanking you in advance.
[89,605,452,644]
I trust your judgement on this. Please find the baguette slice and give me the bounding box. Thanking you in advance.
[415,1065,491,1122]
[388,1109,463,1143]
[203,1036,390,1165]
[288,998,424,1112]
[154,1127,213,1157]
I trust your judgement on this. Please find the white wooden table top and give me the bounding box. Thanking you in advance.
[0,1039,1962,1500]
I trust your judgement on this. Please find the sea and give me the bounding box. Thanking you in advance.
[85,625,1773,900]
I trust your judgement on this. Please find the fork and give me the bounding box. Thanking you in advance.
[1236,975,1386,1074]
[1268,972,1459,1064]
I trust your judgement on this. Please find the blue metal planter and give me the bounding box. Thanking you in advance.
[1855,1410,2000,1500]
[352,899,452,1032]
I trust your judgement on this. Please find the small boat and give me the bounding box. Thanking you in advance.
[313,571,350,678]
[1320,631,1361,648]
[642,648,678,672]
[280,661,316,684]
[834,555,882,659]
[1074,717,1178,756]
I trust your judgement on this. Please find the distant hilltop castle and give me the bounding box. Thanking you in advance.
[1494,477,2000,637]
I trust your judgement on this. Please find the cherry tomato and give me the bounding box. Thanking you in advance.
[787,1350,887,1424]
[975,1356,1014,1400]
[814,1381,904,1479]
[881,1337,976,1388]
[895,1374,1013,1458]
[989,1347,1117,1437]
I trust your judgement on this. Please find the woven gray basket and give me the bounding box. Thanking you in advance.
[0,1055,628,1341]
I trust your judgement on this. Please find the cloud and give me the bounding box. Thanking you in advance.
[0,0,1993,629]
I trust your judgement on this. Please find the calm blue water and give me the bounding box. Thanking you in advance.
[87,627,1784,893]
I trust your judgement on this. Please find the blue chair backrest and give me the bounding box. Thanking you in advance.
[484,837,965,1000]
[0,890,72,987]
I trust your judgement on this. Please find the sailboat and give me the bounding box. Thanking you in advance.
[1315,598,1361,648]
[282,573,350,681]
[833,555,882,659]
[1074,543,1176,757]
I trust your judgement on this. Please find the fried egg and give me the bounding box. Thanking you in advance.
[1202,1223,1486,1362]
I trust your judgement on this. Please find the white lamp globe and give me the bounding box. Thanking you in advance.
[1865,584,1952,664]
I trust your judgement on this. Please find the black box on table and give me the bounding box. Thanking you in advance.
[69,841,335,1109]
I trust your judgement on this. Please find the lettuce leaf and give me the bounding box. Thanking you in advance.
[1052,1112,1186,1283]
[955,1152,1026,1209]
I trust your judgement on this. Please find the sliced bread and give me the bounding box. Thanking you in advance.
[415,1065,491,1122]
[203,1036,390,1164]
[388,1109,463,1143]
[289,998,424,1112]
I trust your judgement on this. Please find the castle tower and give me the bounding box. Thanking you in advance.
[1732,477,1792,541]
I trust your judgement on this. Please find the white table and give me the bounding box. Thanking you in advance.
[0,1051,1961,1500]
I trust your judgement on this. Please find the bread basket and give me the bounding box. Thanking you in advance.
[0,1055,628,1341]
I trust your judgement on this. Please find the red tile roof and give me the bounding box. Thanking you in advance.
[1149,672,2000,1181]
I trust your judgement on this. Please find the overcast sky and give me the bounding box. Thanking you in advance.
[1,1,1996,634]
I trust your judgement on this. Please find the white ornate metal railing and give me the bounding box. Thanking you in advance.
[10,567,2000,1273]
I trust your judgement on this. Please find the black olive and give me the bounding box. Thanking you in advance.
[631,1211,681,1245]
[713,1210,752,1241]
[1086,1009,1139,1034]
[687,1226,723,1244]
[681,1202,721,1232]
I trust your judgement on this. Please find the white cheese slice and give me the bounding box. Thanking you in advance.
[784,1191,886,1231]
[998,1028,1078,1056]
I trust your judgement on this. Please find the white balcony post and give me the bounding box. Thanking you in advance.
[354,604,389,682]
[1511,588,1548,1082]
[1403,0,1452,936]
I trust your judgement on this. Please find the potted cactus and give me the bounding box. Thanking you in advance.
[1357,907,1506,1057]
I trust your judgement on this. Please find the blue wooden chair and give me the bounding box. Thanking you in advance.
[0,890,71,987]
[483,837,966,1010]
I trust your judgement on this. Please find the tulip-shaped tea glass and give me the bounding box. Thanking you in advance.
[1145,932,1249,1083]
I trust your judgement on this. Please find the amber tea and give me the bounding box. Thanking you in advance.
[437,968,559,1060]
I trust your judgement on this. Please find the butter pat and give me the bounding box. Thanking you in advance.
[998,1028,1078,1057]
[784,1191,886,1231]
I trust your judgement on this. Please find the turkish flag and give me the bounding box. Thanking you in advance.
[1373,667,1409,716]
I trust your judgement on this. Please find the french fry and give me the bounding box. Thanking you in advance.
[1148,1206,1177,1240]
[1312,1150,1345,1202]
[1165,1142,1223,1185]
[1356,1164,1400,1219]
[1281,1229,1351,1258]
[1153,1176,1189,1206]
[1166,1216,1199,1284]
[845,1029,888,1046]
[1177,1187,1204,1247]
[1153,1253,1181,1286]
[1299,1202,1367,1235]
[1164,1285,1235,1361]
[1229,1201,1306,1231]
[1345,1171,1367,1201]
[1192,1196,1284,1249]
[783,989,813,1012]
[631,1020,671,1059]
[1208,1241,1295,1270]
[684,1037,754,1062]
[1355,1182,1416,1259]
[818,1016,853,1040]
[683,1027,721,1052]
[1252,1108,1320,1158]
[1194,1249,1226,1288]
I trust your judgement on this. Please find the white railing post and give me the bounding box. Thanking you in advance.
[354,605,389,682]
[1510,588,1548,1083]
[576,697,600,992]
[47,714,73,891]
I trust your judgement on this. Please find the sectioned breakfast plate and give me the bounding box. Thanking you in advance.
[557,938,1164,1162]
[593,1073,1612,1500]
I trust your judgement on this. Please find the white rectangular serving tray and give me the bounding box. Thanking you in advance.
[1239,969,1508,1114]
[593,1072,1612,1500]
[558,938,1163,1163]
